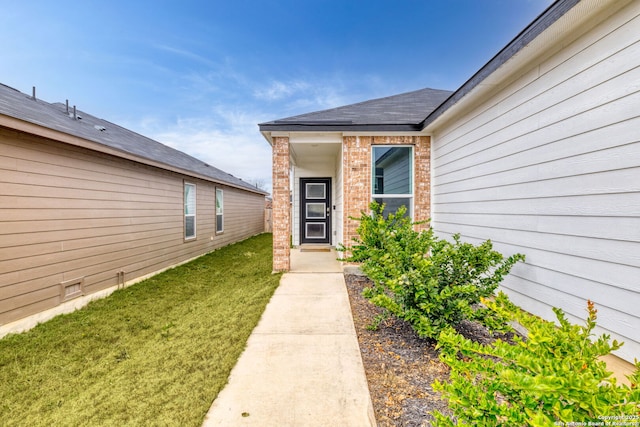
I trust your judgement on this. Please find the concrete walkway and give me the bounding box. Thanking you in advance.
[202,248,376,427]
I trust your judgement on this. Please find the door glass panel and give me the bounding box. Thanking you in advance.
[306,203,326,219]
[306,223,325,239]
[306,183,325,199]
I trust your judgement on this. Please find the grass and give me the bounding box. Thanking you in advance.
[0,233,281,426]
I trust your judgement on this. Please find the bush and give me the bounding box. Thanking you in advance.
[340,202,524,339]
[432,293,640,426]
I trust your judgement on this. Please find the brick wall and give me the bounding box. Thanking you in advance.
[413,136,431,231]
[272,136,290,271]
[342,135,430,254]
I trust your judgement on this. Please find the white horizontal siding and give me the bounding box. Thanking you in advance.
[435,213,640,247]
[431,1,640,362]
[434,6,640,160]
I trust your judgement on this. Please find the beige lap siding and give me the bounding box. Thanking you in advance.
[341,135,430,255]
[0,128,265,326]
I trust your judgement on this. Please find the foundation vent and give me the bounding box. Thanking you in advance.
[59,277,85,302]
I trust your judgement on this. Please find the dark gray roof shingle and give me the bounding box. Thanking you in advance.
[0,83,265,194]
[260,1,578,134]
[259,87,453,132]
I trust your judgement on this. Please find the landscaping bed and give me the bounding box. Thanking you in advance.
[342,204,639,426]
[345,272,511,427]
[345,272,450,426]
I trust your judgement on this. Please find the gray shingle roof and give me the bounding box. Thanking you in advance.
[259,87,453,132]
[0,83,265,194]
[260,1,578,135]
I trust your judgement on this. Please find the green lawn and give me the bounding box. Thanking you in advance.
[0,233,281,426]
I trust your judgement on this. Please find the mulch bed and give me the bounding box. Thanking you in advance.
[344,272,510,427]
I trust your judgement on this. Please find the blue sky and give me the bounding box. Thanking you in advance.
[1,0,552,193]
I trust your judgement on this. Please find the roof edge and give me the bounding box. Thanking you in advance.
[259,122,423,132]
[420,0,580,129]
[0,113,268,196]
[259,87,451,127]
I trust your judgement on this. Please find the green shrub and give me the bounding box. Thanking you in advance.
[340,201,524,339]
[432,293,640,426]
[339,201,432,285]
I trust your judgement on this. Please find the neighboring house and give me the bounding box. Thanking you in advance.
[264,197,273,232]
[260,0,640,363]
[0,83,267,336]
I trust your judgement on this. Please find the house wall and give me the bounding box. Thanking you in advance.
[0,127,265,330]
[342,135,430,254]
[430,1,640,362]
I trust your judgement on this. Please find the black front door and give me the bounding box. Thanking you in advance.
[300,178,331,244]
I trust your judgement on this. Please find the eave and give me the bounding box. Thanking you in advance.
[258,122,423,133]
[0,114,268,196]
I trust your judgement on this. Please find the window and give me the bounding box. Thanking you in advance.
[216,188,224,233]
[372,146,413,217]
[184,183,196,239]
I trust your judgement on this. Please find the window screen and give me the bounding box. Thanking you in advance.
[185,183,196,239]
[216,188,223,233]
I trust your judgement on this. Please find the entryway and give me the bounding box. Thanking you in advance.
[300,177,331,245]
[290,247,342,273]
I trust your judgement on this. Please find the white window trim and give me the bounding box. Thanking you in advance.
[216,188,224,234]
[371,145,414,218]
[185,182,196,240]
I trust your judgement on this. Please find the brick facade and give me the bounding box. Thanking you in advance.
[342,135,430,254]
[271,134,430,270]
[272,136,291,271]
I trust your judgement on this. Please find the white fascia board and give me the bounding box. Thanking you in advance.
[288,132,343,144]
[342,131,427,137]
[260,130,274,145]
[270,131,291,137]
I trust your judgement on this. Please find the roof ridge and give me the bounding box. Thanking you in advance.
[264,87,452,124]
[259,87,453,131]
[0,83,21,93]
[1,85,266,195]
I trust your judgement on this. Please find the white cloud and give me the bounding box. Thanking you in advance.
[253,80,311,101]
[251,76,358,119]
[125,71,394,197]
[153,44,217,68]
[142,108,274,194]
